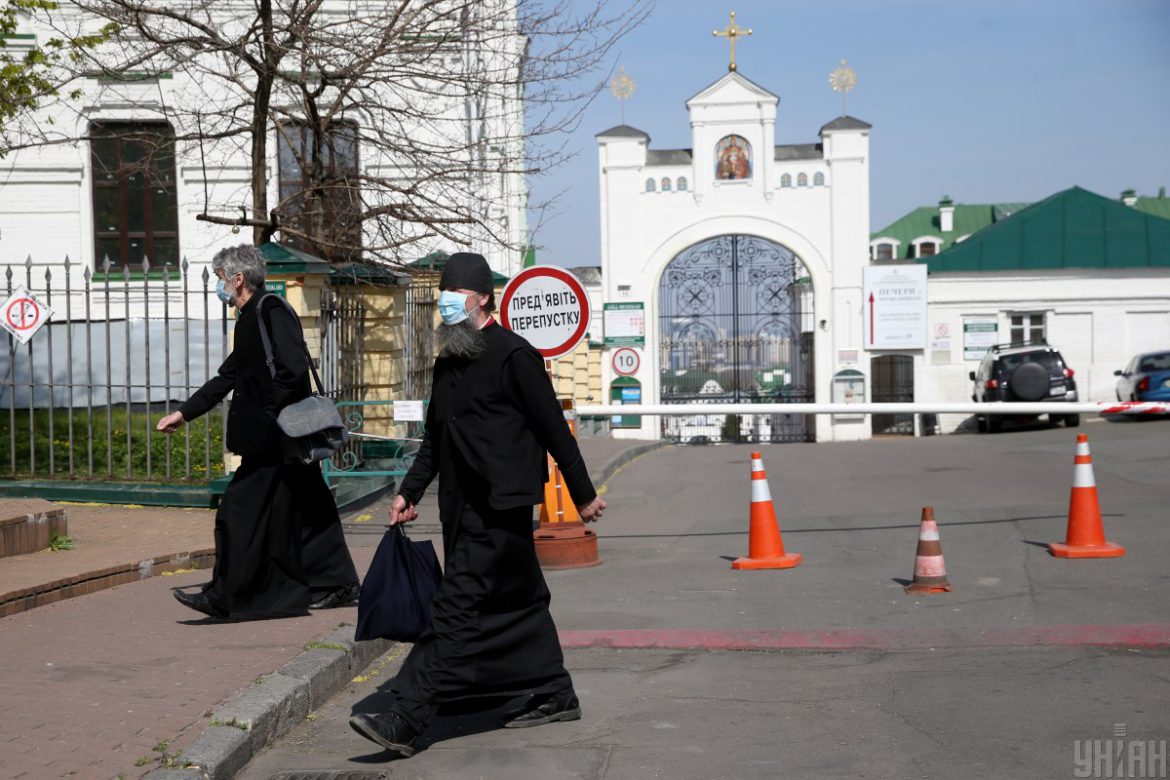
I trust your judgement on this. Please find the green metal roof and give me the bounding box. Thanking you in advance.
[405,251,510,284]
[1135,194,1170,221]
[257,242,332,273]
[926,187,1170,272]
[871,202,1027,258]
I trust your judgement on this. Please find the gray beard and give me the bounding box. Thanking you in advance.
[436,319,486,359]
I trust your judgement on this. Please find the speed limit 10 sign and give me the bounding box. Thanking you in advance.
[611,347,640,376]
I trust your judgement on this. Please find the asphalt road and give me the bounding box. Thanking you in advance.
[240,416,1170,780]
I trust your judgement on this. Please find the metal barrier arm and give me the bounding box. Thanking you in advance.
[576,401,1170,416]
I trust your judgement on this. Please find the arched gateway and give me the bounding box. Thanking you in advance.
[658,234,814,442]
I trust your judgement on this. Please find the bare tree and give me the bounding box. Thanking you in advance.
[4,0,650,265]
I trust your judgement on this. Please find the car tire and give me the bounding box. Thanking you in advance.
[988,417,1003,434]
[1064,414,1081,428]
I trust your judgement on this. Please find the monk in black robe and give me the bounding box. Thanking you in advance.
[157,244,359,620]
[349,252,606,758]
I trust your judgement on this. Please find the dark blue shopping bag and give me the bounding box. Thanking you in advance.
[355,524,443,642]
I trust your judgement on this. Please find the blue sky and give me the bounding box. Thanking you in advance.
[527,0,1170,267]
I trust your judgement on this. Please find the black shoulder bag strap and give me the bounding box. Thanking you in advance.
[254,293,327,396]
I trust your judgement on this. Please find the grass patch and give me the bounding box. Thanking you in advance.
[0,406,226,482]
[48,532,74,551]
[304,641,349,653]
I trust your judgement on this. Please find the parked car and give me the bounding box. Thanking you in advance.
[1114,351,1170,403]
[969,341,1080,433]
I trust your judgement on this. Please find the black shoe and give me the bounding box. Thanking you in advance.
[502,690,582,729]
[173,589,228,619]
[309,582,360,610]
[349,712,419,757]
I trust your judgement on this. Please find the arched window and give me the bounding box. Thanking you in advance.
[645,178,655,193]
[677,176,688,191]
[875,243,894,261]
[661,177,672,191]
[918,242,937,257]
[813,172,825,186]
[780,173,792,188]
[797,173,808,187]
[714,134,752,180]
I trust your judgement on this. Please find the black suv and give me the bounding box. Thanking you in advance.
[969,341,1080,432]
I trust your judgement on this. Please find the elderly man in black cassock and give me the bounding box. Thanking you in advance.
[349,252,606,758]
[156,244,360,620]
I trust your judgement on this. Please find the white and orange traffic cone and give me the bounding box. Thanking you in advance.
[1048,434,1125,559]
[904,507,952,594]
[731,452,801,570]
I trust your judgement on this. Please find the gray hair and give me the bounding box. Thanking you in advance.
[211,244,266,292]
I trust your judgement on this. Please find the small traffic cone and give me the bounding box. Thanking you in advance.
[905,507,952,594]
[1048,434,1125,559]
[731,452,801,570]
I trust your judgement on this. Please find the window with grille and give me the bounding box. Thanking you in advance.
[90,122,179,270]
[277,122,361,261]
[645,178,655,192]
[874,243,894,261]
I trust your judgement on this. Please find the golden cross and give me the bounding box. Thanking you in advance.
[713,11,752,72]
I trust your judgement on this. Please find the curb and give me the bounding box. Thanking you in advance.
[143,626,399,780]
[0,547,216,618]
[588,440,670,490]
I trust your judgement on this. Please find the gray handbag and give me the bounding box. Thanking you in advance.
[255,294,350,464]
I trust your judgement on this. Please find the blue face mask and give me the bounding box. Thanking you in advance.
[215,277,234,305]
[438,290,477,325]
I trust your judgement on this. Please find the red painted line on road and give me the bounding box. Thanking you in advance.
[560,624,1170,651]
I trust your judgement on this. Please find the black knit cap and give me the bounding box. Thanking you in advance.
[440,252,494,294]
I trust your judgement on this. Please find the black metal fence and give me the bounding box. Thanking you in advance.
[1,256,230,482]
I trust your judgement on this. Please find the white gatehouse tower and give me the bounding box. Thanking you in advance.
[597,65,873,442]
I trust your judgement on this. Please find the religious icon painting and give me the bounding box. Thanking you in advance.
[715,134,752,180]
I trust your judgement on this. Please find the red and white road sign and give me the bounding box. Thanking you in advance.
[500,266,590,359]
[611,347,640,377]
[0,286,53,345]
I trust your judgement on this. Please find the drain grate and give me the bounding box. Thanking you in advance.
[269,772,389,780]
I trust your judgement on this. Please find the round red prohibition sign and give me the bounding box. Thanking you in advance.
[500,266,590,359]
[5,297,41,332]
[611,347,640,376]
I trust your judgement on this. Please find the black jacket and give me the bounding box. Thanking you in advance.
[180,292,311,459]
[399,321,596,511]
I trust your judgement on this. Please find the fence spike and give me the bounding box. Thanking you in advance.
[44,266,52,281]
[142,255,151,273]
[83,267,92,283]
[25,255,33,269]
[64,255,72,271]
[201,266,209,283]
[5,266,11,282]
[181,256,189,274]
[101,255,112,274]
[122,262,131,280]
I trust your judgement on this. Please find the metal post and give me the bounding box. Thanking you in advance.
[44,265,54,476]
[64,257,75,476]
[123,263,132,478]
[83,267,94,477]
[142,257,152,478]
[25,257,35,476]
[182,258,191,479]
[102,257,113,476]
[162,262,172,478]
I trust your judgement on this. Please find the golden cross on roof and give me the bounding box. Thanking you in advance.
[713,11,752,72]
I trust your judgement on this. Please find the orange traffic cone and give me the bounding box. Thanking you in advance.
[905,507,952,594]
[1048,434,1125,559]
[731,452,801,570]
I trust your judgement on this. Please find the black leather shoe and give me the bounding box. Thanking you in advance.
[173,589,227,619]
[349,712,419,757]
[309,582,360,610]
[503,690,582,729]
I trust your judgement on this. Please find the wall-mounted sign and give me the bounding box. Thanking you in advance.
[610,377,642,428]
[863,265,927,350]
[0,285,53,345]
[611,347,640,377]
[500,266,590,359]
[603,302,645,347]
[393,400,425,422]
[832,369,866,421]
[963,317,999,360]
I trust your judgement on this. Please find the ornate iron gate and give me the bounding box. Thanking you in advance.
[870,354,914,435]
[659,235,814,443]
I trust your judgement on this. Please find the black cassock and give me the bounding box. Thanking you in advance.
[180,292,357,619]
[392,321,596,729]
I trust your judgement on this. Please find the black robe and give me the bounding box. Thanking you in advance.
[180,292,358,619]
[391,321,596,727]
